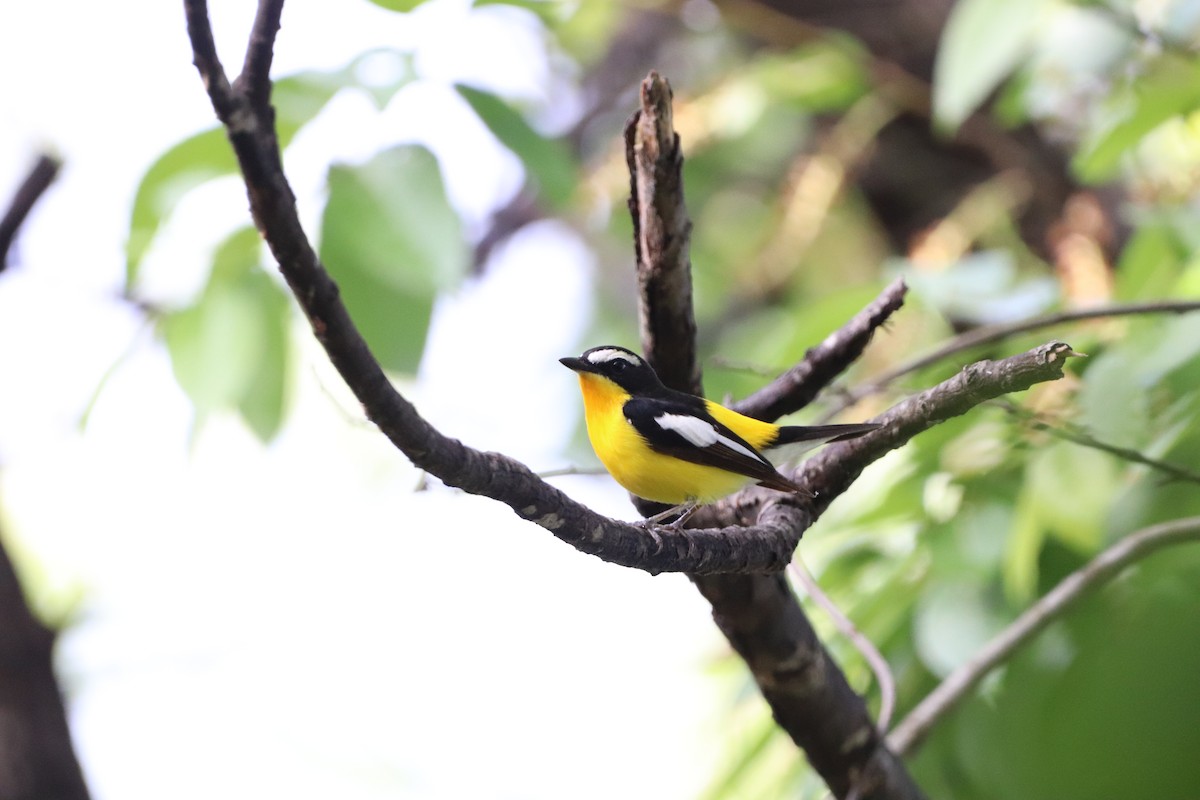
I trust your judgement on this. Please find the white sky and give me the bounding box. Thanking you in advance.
[0,1,730,798]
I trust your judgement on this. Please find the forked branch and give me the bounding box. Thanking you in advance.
[183,0,1071,578]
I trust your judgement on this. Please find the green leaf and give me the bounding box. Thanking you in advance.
[933,0,1048,132]
[1003,488,1044,603]
[1025,442,1112,553]
[126,54,414,291]
[237,269,292,441]
[914,581,1007,676]
[319,145,465,373]
[1074,56,1200,182]
[1115,223,1186,300]
[162,226,293,439]
[751,42,871,112]
[945,549,1200,800]
[455,84,577,209]
[127,128,238,290]
[163,282,265,414]
[211,225,262,283]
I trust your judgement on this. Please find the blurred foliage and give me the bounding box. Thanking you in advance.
[320,145,465,372]
[131,0,1200,795]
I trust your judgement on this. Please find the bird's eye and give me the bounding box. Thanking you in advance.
[610,359,628,372]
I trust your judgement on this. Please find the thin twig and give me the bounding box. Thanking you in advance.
[237,0,284,108]
[183,0,235,115]
[789,558,897,732]
[888,516,1200,755]
[823,300,1200,420]
[0,154,61,272]
[995,400,1200,486]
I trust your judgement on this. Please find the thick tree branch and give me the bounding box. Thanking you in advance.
[626,72,700,395]
[0,154,60,273]
[789,558,897,732]
[0,531,91,800]
[686,342,1071,800]
[693,571,918,800]
[888,516,1200,756]
[622,69,1074,800]
[624,72,926,800]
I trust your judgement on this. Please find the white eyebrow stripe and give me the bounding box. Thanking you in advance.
[586,348,642,366]
[655,413,765,463]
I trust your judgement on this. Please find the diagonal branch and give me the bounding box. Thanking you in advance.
[694,342,1078,529]
[798,341,1079,517]
[734,277,907,421]
[888,515,1200,756]
[237,0,284,108]
[0,154,61,273]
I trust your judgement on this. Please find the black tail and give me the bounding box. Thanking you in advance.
[772,422,879,446]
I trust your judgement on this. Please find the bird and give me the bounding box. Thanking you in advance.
[560,345,879,525]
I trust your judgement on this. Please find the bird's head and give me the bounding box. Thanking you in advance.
[559,345,664,394]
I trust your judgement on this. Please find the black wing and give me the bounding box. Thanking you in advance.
[622,396,799,490]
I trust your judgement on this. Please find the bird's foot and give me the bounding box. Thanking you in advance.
[636,501,699,530]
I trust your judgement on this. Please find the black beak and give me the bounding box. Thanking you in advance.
[559,356,590,372]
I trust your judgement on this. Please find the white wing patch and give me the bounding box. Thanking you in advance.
[586,348,643,366]
[656,413,766,463]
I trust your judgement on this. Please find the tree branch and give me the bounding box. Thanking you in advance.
[888,516,1200,756]
[693,571,919,800]
[694,342,1079,529]
[236,0,283,108]
[0,154,61,273]
[0,529,91,800]
[734,278,907,421]
[623,72,926,800]
[789,558,897,733]
[800,342,1079,516]
[626,72,700,395]
[996,399,1200,487]
[686,342,1072,800]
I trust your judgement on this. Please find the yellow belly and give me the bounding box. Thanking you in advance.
[576,375,780,504]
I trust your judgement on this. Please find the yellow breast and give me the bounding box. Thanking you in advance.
[575,375,781,505]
